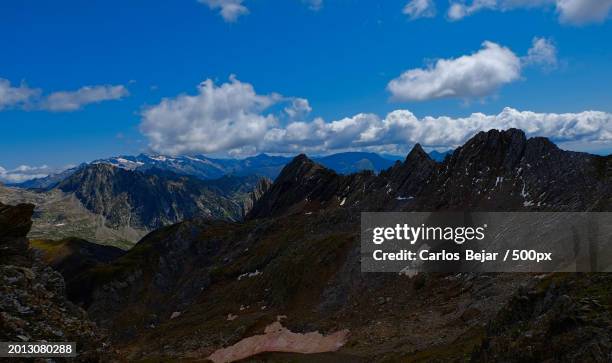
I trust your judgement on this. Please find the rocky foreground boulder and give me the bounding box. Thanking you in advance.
[0,202,110,361]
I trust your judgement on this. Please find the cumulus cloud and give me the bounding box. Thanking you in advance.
[447,0,612,25]
[140,76,281,155]
[261,108,612,154]
[41,85,129,112]
[403,0,437,19]
[0,164,55,184]
[0,78,40,110]
[523,37,558,69]
[198,0,248,22]
[139,78,611,156]
[388,38,558,102]
[387,41,521,102]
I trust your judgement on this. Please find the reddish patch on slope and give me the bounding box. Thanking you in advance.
[207,322,349,363]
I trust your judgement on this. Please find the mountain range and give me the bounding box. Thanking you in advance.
[12,128,608,362]
[10,150,453,190]
[0,150,451,248]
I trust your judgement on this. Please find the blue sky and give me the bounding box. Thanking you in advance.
[1,0,611,178]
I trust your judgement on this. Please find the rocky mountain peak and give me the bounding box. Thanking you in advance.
[447,128,528,174]
[524,136,560,155]
[405,143,429,163]
[378,144,437,199]
[269,154,335,190]
[278,154,320,179]
[247,155,339,219]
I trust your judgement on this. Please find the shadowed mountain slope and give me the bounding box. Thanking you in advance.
[46,129,612,361]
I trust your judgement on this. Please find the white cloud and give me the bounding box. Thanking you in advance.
[387,41,521,102]
[0,164,55,184]
[447,0,612,24]
[41,85,129,112]
[138,79,612,155]
[557,0,612,25]
[523,37,558,69]
[0,78,40,110]
[260,108,612,154]
[199,0,324,21]
[285,98,312,119]
[0,77,128,112]
[198,0,249,22]
[448,0,498,20]
[403,0,437,19]
[140,76,281,155]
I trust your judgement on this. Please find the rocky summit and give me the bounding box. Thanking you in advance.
[39,129,610,362]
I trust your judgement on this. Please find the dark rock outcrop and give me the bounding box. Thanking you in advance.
[247,155,341,218]
[416,129,610,211]
[0,202,34,266]
[0,202,109,361]
[382,143,437,198]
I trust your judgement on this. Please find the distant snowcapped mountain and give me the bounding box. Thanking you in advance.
[94,152,401,180]
[11,150,454,189]
[94,153,296,180]
[93,154,232,179]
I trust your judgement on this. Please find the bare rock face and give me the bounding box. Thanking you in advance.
[56,163,249,230]
[0,202,110,361]
[240,177,273,216]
